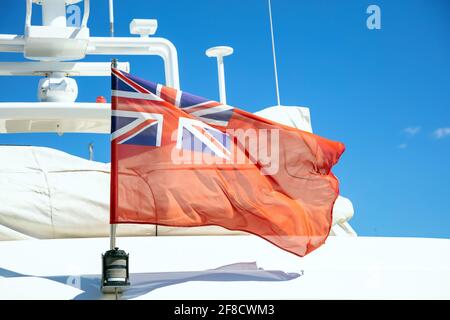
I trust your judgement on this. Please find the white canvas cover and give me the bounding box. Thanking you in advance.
[254,105,313,133]
[0,146,153,240]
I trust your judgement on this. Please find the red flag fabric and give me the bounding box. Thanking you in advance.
[110,68,345,257]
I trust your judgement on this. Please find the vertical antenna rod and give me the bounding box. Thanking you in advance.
[109,0,115,37]
[268,0,281,106]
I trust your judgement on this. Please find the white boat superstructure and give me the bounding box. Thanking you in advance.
[0,0,449,299]
[1,236,449,300]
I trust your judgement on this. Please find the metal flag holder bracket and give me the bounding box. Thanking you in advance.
[101,246,130,294]
[101,58,130,294]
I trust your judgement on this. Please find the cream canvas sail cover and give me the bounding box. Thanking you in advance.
[0,145,148,239]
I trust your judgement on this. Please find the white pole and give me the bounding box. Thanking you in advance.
[205,46,234,105]
[81,0,90,28]
[268,0,281,106]
[109,0,115,37]
[25,0,32,29]
[216,56,227,104]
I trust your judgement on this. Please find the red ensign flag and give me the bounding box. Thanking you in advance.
[110,68,345,257]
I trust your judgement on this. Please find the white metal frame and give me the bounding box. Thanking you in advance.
[0,0,180,133]
[19,0,180,86]
[0,62,129,76]
[0,36,179,88]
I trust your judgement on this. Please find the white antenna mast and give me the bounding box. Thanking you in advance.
[206,46,234,104]
[268,0,281,106]
[109,0,115,37]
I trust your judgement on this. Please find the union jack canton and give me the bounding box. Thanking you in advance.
[111,68,233,159]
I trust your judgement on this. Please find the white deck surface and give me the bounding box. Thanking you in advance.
[0,235,449,300]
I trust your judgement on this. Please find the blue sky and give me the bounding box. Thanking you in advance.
[0,0,449,238]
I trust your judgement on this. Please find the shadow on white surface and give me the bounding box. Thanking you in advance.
[0,262,302,300]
